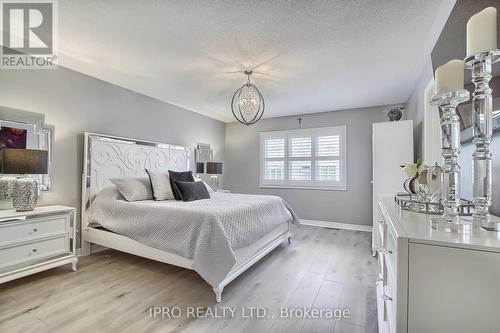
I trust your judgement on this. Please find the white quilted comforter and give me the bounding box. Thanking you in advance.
[89,187,298,287]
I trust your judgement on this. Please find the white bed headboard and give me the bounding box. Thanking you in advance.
[81,132,190,224]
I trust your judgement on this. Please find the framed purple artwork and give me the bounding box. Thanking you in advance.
[0,126,28,149]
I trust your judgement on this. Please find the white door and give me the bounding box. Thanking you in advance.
[372,120,414,226]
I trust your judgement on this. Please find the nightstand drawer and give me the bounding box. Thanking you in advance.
[0,235,70,269]
[0,215,69,245]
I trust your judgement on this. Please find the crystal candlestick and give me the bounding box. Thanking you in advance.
[430,90,472,233]
[465,50,500,231]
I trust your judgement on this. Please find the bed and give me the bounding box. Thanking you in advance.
[80,132,296,302]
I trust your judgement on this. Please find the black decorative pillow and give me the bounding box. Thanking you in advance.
[174,180,210,202]
[168,170,194,200]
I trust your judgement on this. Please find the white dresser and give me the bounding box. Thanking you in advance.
[0,206,78,283]
[374,197,500,333]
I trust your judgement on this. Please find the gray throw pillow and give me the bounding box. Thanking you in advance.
[169,170,194,200]
[146,169,175,200]
[110,177,153,201]
[174,180,210,202]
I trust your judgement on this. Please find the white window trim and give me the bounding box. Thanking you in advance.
[259,125,348,191]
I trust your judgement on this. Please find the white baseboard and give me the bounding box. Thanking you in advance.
[300,219,372,232]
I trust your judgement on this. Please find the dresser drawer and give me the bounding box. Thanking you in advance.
[0,215,69,245]
[376,280,389,333]
[385,224,398,279]
[0,235,70,269]
[384,267,397,333]
[378,211,386,247]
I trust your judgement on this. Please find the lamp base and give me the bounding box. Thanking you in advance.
[430,217,473,234]
[209,175,220,190]
[13,177,38,212]
[0,177,16,200]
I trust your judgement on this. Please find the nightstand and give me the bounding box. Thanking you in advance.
[0,206,78,283]
[215,189,231,193]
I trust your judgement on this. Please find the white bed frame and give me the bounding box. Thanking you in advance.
[80,132,291,302]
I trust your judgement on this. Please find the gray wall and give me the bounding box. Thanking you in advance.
[405,56,434,161]
[0,66,225,219]
[224,106,388,226]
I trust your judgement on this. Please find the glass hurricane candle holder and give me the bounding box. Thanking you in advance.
[465,50,500,231]
[430,90,472,233]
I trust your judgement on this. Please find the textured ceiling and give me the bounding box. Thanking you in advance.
[57,0,455,122]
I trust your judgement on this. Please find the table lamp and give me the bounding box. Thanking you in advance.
[0,149,48,211]
[206,162,223,189]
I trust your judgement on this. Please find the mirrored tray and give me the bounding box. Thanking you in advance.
[394,193,473,216]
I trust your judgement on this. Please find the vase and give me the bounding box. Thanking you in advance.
[416,165,442,203]
[403,176,418,195]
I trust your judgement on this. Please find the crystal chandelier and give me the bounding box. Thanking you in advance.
[231,69,265,126]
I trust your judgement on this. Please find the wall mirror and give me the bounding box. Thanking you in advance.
[0,108,53,190]
[196,143,213,163]
[195,142,213,174]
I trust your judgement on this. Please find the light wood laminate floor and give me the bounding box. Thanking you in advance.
[0,225,377,333]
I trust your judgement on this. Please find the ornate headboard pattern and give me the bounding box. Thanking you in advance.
[81,132,190,224]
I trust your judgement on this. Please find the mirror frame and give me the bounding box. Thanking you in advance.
[0,113,53,191]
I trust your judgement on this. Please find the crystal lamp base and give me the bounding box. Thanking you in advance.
[12,177,38,212]
[430,217,474,234]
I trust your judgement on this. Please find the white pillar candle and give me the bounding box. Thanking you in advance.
[466,7,497,57]
[435,59,464,94]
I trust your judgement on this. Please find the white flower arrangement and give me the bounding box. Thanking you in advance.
[401,159,442,198]
[401,158,424,178]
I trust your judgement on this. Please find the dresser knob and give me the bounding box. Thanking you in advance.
[32,249,37,253]
[33,228,38,232]
[378,248,393,255]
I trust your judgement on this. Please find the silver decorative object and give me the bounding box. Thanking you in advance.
[387,106,403,121]
[12,177,38,212]
[465,50,500,231]
[231,69,265,126]
[395,193,473,216]
[0,177,16,200]
[430,90,472,233]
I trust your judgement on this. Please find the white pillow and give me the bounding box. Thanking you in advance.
[194,177,214,193]
[146,169,175,200]
[110,177,153,201]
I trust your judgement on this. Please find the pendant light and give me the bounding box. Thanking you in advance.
[231,69,265,125]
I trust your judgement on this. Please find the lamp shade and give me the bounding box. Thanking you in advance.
[196,162,205,174]
[0,149,48,174]
[206,162,223,175]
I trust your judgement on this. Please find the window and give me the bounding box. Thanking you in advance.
[260,125,347,190]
